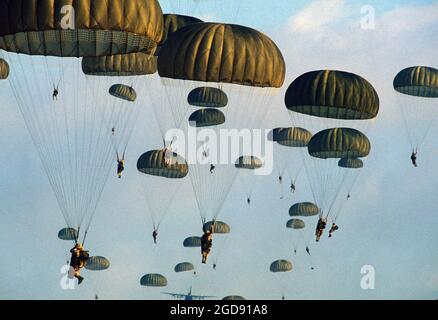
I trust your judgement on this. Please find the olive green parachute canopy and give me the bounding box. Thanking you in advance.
[0,58,9,79]
[57,228,78,241]
[235,156,263,170]
[189,109,225,127]
[285,70,379,120]
[140,273,168,287]
[109,84,137,102]
[158,23,285,88]
[308,128,371,159]
[270,260,293,272]
[393,66,438,98]
[223,296,246,300]
[85,256,110,271]
[338,158,364,169]
[174,262,195,273]
[204,221,231,234]
[286,219,305,229]
[82,53,157,76]
[272,127,312,147]
[137,150,189,178]
[289,202,319,217]
[188,87,228,108]
[162,14,203,46]
[0,0,164,57]
[183,236,202,247]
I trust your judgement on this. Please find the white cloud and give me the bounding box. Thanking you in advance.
[379,2,438,35]
[287,0,348,33]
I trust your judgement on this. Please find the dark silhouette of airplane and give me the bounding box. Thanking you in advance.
[162,286,216,300]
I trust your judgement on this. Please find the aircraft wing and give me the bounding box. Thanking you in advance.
[162,292,186,299]
[190,295,217,300]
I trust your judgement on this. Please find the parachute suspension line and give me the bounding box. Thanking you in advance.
[246,171,258,200]
[345,167,362,196]
[161,78,191,130]
[75,227,80,245]
[5,52,73,227]
[415,103,438,151]
[332,167,363,223]
[81,230,89,247]
[43,55,63,90]
[81,77,117,234]
[31,55,72,225]
[325,169,348,220]
[147,75,176,144]
[187,127,237,224]
[399,100,416,151]
[72,56,87,229]
[70,57,83,228]
[109,79,140,156]
[144,179,180,231]
[137,165,186,234]
[201,216,207,231]
[398,96,438,151]
[298,148,319,210]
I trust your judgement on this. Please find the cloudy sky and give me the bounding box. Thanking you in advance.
[1,0,438,300]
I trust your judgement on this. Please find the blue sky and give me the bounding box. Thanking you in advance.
[1,0,438,300]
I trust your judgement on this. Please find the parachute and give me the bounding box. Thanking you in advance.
[0,0,164,242]
[235,156,263,170]
[109,84,137,102]
[137,150,189,231]
[57,228,78,241]
[338,158,364,191]
[270,127,312,197]
[0,1,163,57]
[84,255,111,299]
[339,157,364,197]
[85,256,110,271]
[183,236,202,247]
[273,127,312,147]
[140,274,168,287]
[174,262,195,273]
[137,150,189,178]
[284,70,378,225]
[158,24,285,87]
[308,128,370,159]
[289,202,320,217]
[333,157,365,220]
[285,70,379,121]
[394,66,438,97]
[188,109,226,127]
[393,66,438,151]
[82,53,158,77]
[157,22,285,228]
[305,128,370,222]
[286,219,305,229]
[234,156,264,204]
[188,87,228,108]
[182,236,203,272]
[0,58,8,79]
[270,260,293,272]
[287,202,318,265]
[203,221,231,234]
[286,218,309,257]
[338,158,364,169]
[222,295,246,300]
